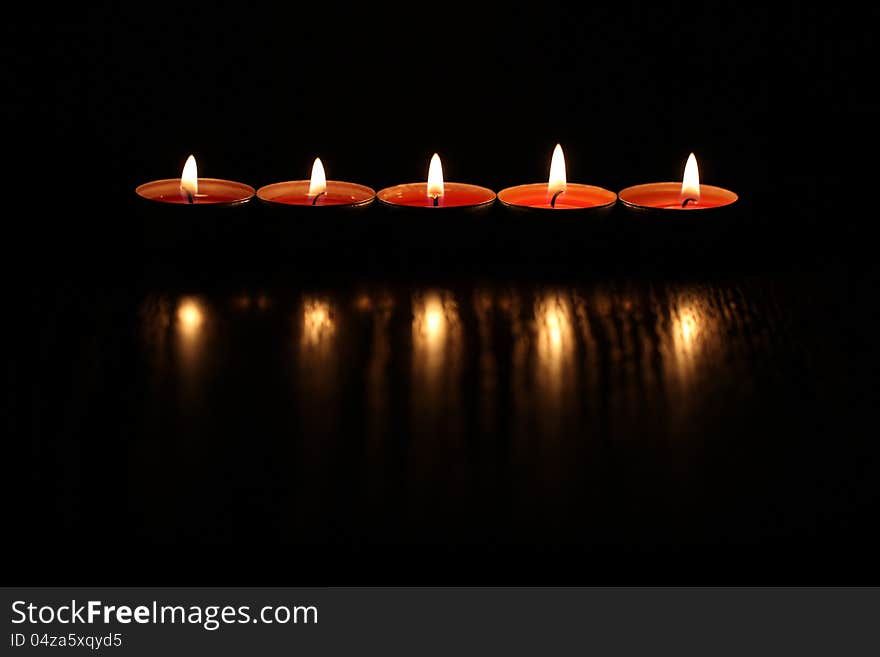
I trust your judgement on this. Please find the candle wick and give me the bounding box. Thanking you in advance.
[550,189,564,208]
[432,195,439,207]
[311,191,326,206]
[682,197,697,208]
[185,190,194,205]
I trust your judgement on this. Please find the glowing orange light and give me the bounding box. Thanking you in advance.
[177,299,204,335]
[425,304,443,336]
[303,299,334,346]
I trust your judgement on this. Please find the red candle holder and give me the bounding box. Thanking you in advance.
[377,182,496,211]
[136,178,255,206]
[617,153,737,213]
[494,145,618,263]
[257,180,375,208]
[254,158,377,260]
[257,158,375,209]
[497,145,616,214]
[377,153,495,212]
[375,154,496,265]
[498,182,617,213]
[618,182,737,212]
[136,155,254,206]
[617,153,740,261]
[135,155,255,256]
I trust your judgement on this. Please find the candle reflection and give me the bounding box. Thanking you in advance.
[296,294,340,439]
[127,280,788,544]
[675,304,700,353]
[409,291,464,511]
[666,292,719,383]
[168,296,213,412]
[295,295,340,496]
[658,288,726,441]
[412,292,459,372]
[506,290,585,522]
[301,298,335,350]
[534,292,576,400]
[175,297,207,368]
[531,291,580,481]
[177,299,204,334]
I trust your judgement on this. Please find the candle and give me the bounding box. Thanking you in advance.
[618,153,738,212]
[256,157,375,208]
[497,144,616,212]
[377,153,495,210]
[136,155,254,206]
[256,158,376,260]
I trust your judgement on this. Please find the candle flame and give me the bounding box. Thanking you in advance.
[680,152,700,204]
[308,157,327,197]
[548,143,567,196]
[427,153,444,200]
[180,154,198,197]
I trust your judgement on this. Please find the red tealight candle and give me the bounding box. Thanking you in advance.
[498,144,616,212]
[135,155,254,206]
[377,154,495,209]
[618,153,738,212]
[256,158,375,208]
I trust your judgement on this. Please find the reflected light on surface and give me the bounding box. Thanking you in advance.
[425,303,443,339]
[547,310,563,349]
[410,291,463,464]
[414,293,448,349]
[536,294,572,360]
[661,290,726,420]
[533,293,575,405]
[302,298,335,347]
[529,292,578,442]
[174,297,207,373]
[674,304,700,355]
[177,298,204,337]
[412,292,460,372]
[665,294,722,390]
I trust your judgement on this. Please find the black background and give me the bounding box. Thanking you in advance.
[6,3,879,583]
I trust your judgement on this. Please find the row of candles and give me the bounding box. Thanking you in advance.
[136,145,738,213]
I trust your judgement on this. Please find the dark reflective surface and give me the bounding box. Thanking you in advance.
[14,268,878,582]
